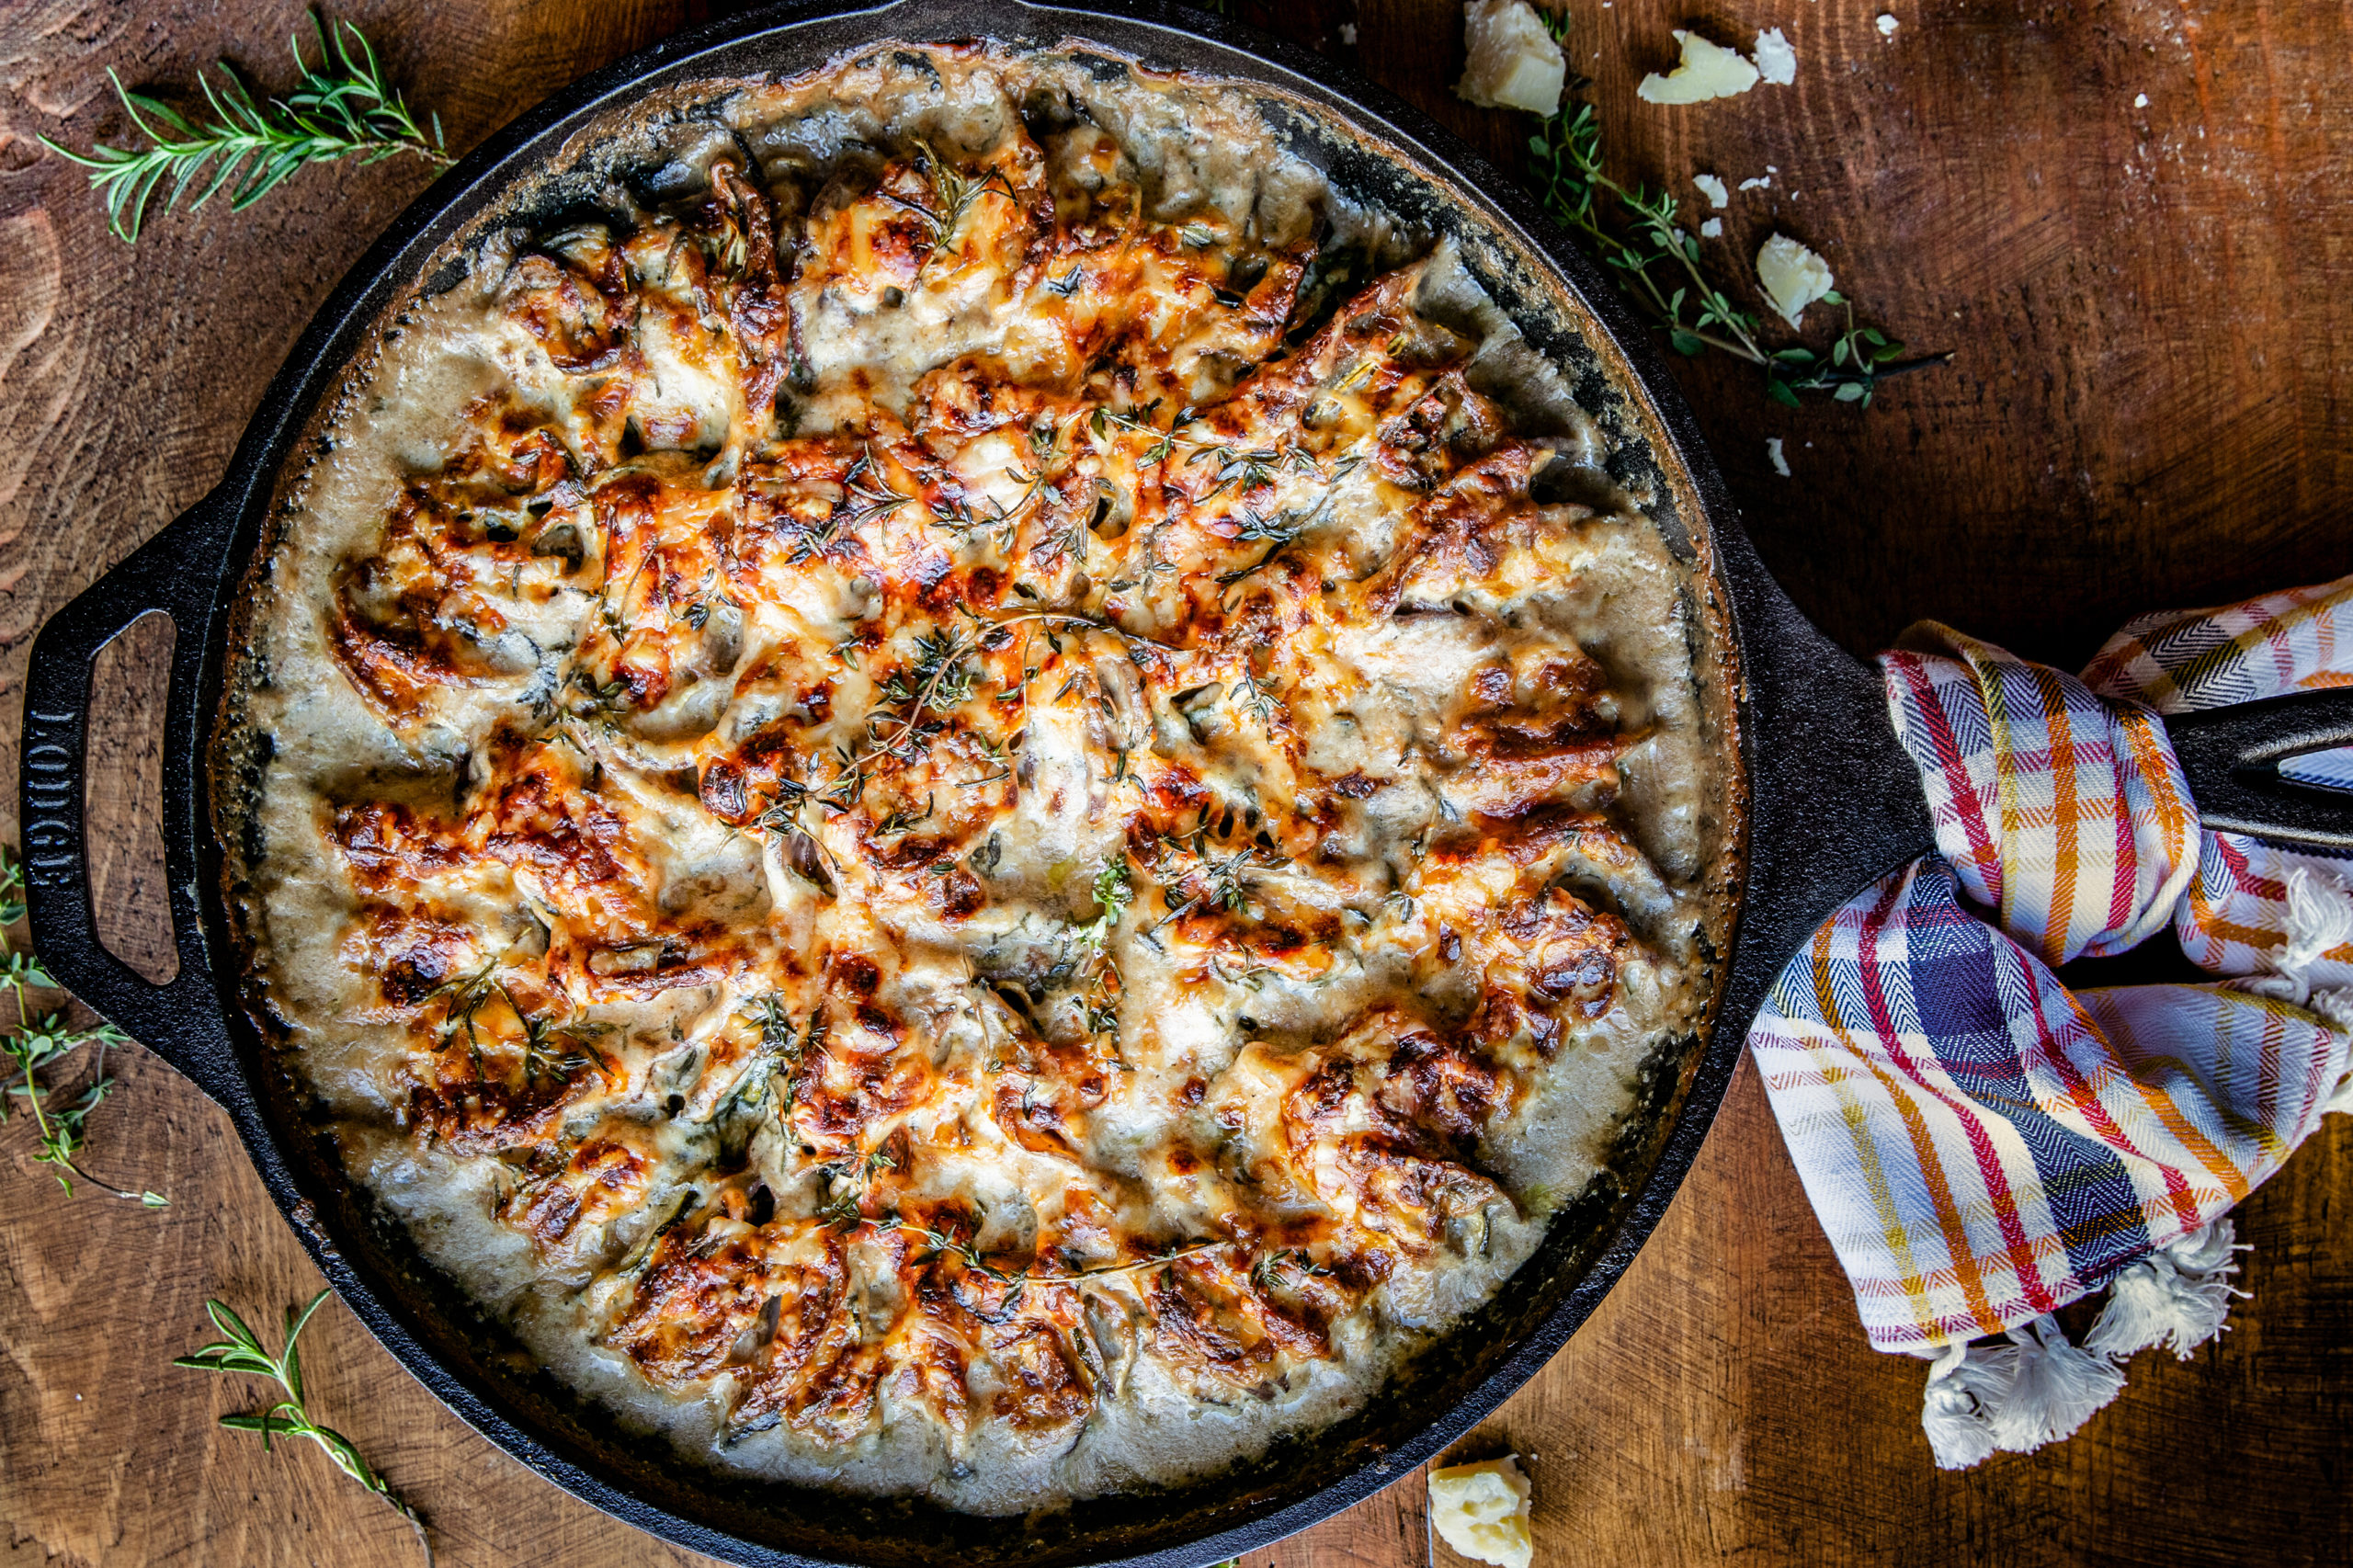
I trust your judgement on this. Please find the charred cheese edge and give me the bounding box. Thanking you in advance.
[216,45,1733,1515]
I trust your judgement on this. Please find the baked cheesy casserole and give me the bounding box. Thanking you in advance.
[217,43,1733,1513]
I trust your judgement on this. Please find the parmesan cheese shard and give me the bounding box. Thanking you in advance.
[1700,217,1723,238]
[1635,30,1761,105]
[1455,0,1568,116]
[1429,1457,1536,1568]
[1694,173,1730,208]
[1768,437,1791,476]
[1756,233,1835,327]
[1754,28,1798,85]
[1877,12,1900,36]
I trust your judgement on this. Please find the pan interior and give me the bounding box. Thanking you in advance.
[208,16,1744,1566]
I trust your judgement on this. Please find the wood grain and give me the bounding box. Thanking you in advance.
[3,1,2348,1564]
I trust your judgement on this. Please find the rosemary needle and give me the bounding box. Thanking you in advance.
[176,1290,434,1565]
[40,15,450,244]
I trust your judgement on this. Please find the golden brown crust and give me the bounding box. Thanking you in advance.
[221,47,1730,1511]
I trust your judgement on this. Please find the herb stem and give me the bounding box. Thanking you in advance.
[40,15,449,244]
[1522,13,1937,408]
[0,849,164,1206]
[176,1290,433,1565]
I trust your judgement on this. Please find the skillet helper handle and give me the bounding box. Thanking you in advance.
[20,486,245,1108]
[2165,687,2353,854]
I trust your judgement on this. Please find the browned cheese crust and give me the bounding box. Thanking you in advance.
[218,45,1733,1513]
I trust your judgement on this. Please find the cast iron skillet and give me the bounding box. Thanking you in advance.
[19,3,2353,1564]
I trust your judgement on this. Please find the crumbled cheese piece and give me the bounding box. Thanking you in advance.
[1340,21,1358,44]
[1738,173,1772,191]
[1754,28,1798,85]
[1700,217,1723,238]
[1635,30,1761,105]
[1756,233,1835,327]
[1693,173,1730,208]
[1876,13,1900,35]
[1456,0,1569,116]
[2134,92,2149,108]
[1429,1457,1535,1568]
[1767,437,1791,477]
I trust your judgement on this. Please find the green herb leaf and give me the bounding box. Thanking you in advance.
[1520,13,1939,409]
[39,16,451,244]
[0,847,161,1206]
[178,1288,434,1563]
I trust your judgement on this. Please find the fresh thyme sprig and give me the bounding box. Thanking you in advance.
[176,1290,433,1565]
[1232,666,1286,733]
[1250,1247,1332,1293]
[806,609,1151,809]
[890,1218,1228,1302]
[1087,403,1336,494]
[1188,442,1316,501]
[724,995,810,1117]
[1523,18,1944,407]
[882,141,1017,279]
[0,848,165,1206]
[838,444,918,528]
[41,15,450,244]
[1143,815,1286,930]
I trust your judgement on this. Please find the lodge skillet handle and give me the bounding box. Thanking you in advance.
[20,486,247,1109]
[1709,541,1938,1038]
[2166,688,2353,854]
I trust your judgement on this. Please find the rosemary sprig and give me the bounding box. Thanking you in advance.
[513,995,607,1088]
[0,848,164,1206]
[1523,18,1943,407]
[422,960,501,1055]
[176,1290,432,1564]
[41,16,450,244]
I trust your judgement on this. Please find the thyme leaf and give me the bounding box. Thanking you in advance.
[0,848,164,1206]
[1075,861,1132,960]
[1522,15,1944,407]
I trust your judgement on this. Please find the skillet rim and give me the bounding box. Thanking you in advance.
[168,1,1760,1562]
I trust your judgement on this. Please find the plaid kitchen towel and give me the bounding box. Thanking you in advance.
[1748,575,2353,1467]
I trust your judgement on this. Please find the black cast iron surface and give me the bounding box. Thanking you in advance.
[0,2,1978,1561]
[23,1,2349,1563]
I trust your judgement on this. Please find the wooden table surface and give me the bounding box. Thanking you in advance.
[4,1,2349,1564]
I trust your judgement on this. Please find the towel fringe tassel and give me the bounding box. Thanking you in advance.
[1919,1342,2004,1471]
[1918,871,2342,1469]
[1918,1218,2245,1470]
[2083,1216,2247,1360]
[2237,865,2353,1016]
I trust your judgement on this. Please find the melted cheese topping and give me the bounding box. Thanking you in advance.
[219,46,1730,1514]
